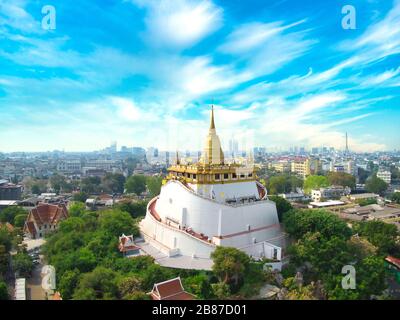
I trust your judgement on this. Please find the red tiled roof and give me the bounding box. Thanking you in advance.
[151,277,195,300]
[25,221,36,237]
[120,245,140,252]
[118,234,139,252]
[386,256,400,269]
[29,203,68,226]
[23,203,68,236]
[53,292,62,300]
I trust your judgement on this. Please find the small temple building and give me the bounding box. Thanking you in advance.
[150,277,195,300]
[118,234,141,257]
[139,106,285,269]
[24,203,68,239]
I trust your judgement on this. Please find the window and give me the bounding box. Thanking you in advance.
[193,174,196,179]
[248,173,253,177]
[224,173,229,179]
[232,173,237,179]
[39,226,42,230]
[240,174,245,178]
[215,174,220,180]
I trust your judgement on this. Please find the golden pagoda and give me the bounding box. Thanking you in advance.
[166,106,257,185]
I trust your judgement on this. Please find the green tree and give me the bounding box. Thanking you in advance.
[357,167,370,184]
[101,173,126,194]
[80,176,101,194]
[356,256,387,299]
[326,172,356,189]
[289,232,352,276]
[304,175,329,193]
[357,198,378,206]
[0,281,9,300]
[58,269,81,300]
[0,227,12,251]
[390,166,400,180]
[14,214,28,228]
[211,246,250,285]
[116,200,148,218]
[183,273,212,299]
[125,175,147,195]
[282,277,319,300]
[390,192,400,204]
[123,291,151,300]
[31,184,41,195]
[73,248,97,273]
[72,192,88,203]
[0,206,26,224]
[118,276,143,299]
[365,175,388,195]
[0,245,9,275]
[283,209,352,240]
[326,256,387,300]
[268,195,293,222]
[98,209,137,237]
[69,202,86,217]
[140,264,175,291]
[50,174,70,193]
[353,220,399,255]
[211,282,231,299]
[268,175,287,194]
[13,252,33,277]
[266,174,302,195]
[73,267,119,300]
[146,176,163,197]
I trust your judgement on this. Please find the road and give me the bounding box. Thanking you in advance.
[26,256,46,300]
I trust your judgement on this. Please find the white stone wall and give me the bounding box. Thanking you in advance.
[140,216,215,259]
[151,180,280,248]
[189,181,260,202]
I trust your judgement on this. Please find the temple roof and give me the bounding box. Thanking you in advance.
[210,105,215,130]
[200,105,224,165]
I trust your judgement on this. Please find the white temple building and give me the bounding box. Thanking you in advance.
[139,106,286,270]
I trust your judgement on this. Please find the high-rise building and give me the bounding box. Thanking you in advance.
[228,138,239,158]
[377,169,391,184]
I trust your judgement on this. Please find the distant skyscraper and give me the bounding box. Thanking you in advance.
[229,137,239,158]
[110,141,117,153]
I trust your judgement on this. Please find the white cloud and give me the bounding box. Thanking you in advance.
[218,19,316,77]
[219,19,307,54]
[339,0,400,66]
[0,0,41,34]
[110,97,142,121]
[132,0,223,49]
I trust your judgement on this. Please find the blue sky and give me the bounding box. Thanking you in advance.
[0,0,399,152]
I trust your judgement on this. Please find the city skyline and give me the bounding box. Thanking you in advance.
[1,0,400,152]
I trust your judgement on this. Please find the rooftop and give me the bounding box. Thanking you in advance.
[151,277,195,300]
[309,200,345,207]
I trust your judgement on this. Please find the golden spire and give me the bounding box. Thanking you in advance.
[210,105,215,130]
